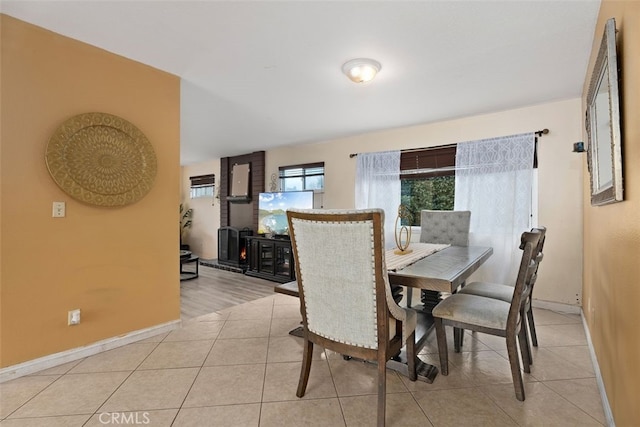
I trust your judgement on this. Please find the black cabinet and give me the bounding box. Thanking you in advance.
[245,236,295,283]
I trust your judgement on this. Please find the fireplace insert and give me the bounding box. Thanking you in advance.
[218,227,253,268]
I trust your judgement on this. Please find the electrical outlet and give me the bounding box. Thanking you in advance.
[68,309,81,326]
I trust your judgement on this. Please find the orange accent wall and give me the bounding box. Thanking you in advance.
[0,15,181,367]
[582,1,640,424]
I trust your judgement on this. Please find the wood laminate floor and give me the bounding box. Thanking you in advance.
[180,265,277,320]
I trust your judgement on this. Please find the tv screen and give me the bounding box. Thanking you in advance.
[258,191,314,235]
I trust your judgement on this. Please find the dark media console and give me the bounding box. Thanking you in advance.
[271,234,290,240]
[244,236,295,283]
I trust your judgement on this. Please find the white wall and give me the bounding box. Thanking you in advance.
[265,98,584,306]
[182,98,583,306]
[181,160,220,259]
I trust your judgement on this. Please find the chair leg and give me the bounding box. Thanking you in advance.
[434,318,449,375]
[455,283,465,350]
[527,308,538,347]
[406,287,413,308]
[377,352,387,427]
[296,339,313,398]
[453,327,464,352]
[456,328,465,350]
[522,309,533,366]
[506,334,525,401]
[517,325,531,374]
[406,331,417,381]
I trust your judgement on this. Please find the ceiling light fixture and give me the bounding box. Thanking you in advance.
[342,58,381,84]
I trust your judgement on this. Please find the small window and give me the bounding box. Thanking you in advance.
[279,162,324,192]
[401,146,456,226]
[189,174,215,199]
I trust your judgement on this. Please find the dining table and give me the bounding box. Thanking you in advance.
[273,244,493,383]
[385,244,493,382]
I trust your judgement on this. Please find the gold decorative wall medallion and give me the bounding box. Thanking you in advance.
[45,112,157,207]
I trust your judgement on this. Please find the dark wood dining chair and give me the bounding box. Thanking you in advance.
[432,229,542,401]
[287,208,418,427]
[457,226,547,362]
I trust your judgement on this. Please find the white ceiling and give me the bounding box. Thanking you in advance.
[2,0,601,164]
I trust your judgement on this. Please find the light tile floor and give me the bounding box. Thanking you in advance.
[0,294,606,426]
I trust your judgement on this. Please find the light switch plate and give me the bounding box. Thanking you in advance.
[53,202,65,217]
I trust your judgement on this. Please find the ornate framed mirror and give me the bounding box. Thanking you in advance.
[585,18,624,206]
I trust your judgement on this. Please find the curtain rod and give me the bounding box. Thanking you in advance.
[348,128,549,158]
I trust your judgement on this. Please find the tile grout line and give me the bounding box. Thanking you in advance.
[167,311,227,426]
[81,337,165,426]
[2,370,71,421]
[257,296,276,427]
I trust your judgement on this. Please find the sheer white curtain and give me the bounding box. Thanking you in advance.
[454,133,535,284]
[355,151,401,249]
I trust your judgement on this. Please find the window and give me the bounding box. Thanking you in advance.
[189,174,215,199]
[400,146,456,226]
[279,162,324,192]
[400,142,539,226]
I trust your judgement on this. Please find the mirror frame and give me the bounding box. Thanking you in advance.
[585,18,624,206]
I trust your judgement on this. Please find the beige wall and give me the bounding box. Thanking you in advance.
[266,98,584,307]
[0,15,181,367]
[181,161,220,259]
[582,1,640,424]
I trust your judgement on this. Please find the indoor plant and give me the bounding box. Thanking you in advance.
[180,203,193,250]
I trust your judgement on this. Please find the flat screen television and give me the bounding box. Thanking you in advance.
[258,191,314,236]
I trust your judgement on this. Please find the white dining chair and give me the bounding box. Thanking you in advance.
[286,208,418,427]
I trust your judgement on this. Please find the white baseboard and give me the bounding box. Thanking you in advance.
[581,311,616,427]
[0,319,181,383]
[531,299,581,314]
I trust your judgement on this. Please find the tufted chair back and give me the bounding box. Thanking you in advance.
[419,210,471,247]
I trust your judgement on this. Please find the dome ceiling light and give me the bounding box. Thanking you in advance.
[342,58,381,83]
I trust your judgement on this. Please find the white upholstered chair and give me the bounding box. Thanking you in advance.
[286,208,417,427]
[457,226,546,362]
[432,229,542,401]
